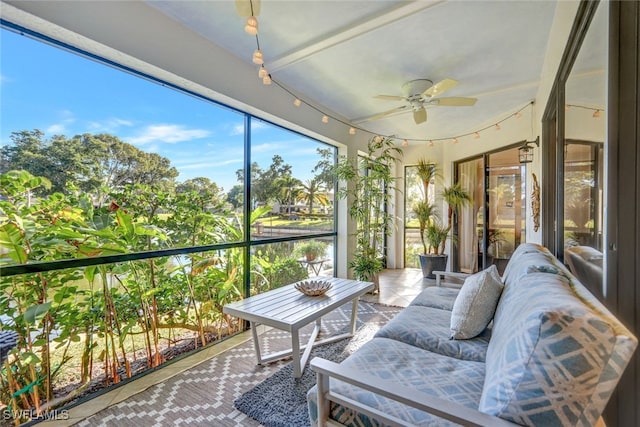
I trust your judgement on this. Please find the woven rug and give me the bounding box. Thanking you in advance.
[76,301,402,427]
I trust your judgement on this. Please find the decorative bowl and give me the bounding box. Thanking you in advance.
[294,280,332,296]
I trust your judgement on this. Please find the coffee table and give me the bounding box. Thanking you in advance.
[223,277,374,378]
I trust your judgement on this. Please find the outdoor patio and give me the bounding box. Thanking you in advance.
[45,269,439,427]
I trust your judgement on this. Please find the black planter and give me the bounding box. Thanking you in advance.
[418,254,448,279]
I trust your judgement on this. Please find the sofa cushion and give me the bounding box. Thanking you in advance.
[307,337,486,427]
[375,305,490,362]
[409,286,459,311]
[450,265,503,339]
[480,272,617,426]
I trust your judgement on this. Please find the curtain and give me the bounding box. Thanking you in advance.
[458,160,482,273]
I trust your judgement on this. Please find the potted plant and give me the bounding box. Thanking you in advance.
[294,240,327,262]
[412,159,470,278]
[332,136,403,293]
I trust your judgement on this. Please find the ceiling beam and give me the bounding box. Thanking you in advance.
[268,0,444,73]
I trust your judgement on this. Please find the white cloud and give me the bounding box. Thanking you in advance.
[87,118,134,132]
[127,124,211,145]
[229,120,268,136]
[46,110,76,135]
[46,124,66,134]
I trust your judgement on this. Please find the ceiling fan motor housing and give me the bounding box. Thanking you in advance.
[401,79,433,98]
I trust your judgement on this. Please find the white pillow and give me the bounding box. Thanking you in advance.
[450,265,504,340]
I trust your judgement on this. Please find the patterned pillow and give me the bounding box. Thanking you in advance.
[450,265,504,339]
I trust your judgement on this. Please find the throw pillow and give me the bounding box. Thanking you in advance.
[450,265,504,340]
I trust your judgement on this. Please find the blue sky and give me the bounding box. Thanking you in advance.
[0,29,326,192]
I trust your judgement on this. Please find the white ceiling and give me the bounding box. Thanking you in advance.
[143,0,559,142]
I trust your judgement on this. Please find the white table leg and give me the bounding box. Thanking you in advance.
[250,321,263,364]
[291,328,302,378]
[350,298,359,335]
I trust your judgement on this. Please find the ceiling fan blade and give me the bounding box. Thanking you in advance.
[413,108,427,124]
[373,94,407,101]
[433,97,478,106]
[366,106,409,121]
[423,78,459,97]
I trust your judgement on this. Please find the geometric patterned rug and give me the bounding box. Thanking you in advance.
[74,301,402,427]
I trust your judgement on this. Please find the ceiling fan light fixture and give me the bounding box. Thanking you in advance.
[252,49,264,64]
[321,115,329,123]
[349,127,356,135]
[245,16,258,35]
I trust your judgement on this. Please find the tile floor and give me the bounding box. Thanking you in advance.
[44,268,445,426]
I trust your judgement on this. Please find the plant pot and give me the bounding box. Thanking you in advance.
[418,254,448,279]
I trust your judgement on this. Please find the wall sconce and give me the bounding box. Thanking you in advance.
[518,136,540,164]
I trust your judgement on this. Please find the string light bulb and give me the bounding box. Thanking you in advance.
[258,66,268,78]
[452,138,458,144]
[321,115,329,123]
[429,140,434,147]
[402,139,409,147]
[262,75,271,85]
[245,16,258,35]
[474,132,480,139]
[252,49,264,64]
[349,127,356,135]
[593,109,601,118]
[514,111,522,119]
[495,123,501,131]
[293,98,302,107]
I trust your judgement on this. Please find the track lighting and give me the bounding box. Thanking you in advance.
[245,16,258,35]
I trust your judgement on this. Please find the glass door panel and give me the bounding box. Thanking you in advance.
[486,148,526,274]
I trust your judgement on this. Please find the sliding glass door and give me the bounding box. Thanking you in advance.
[455,145,526,274]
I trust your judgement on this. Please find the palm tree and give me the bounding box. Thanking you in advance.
[441,183,471,254]
[415,158,438,202]
[299,178,328,214]
[276,175,302,214]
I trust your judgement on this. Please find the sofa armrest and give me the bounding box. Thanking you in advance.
[310,357,519,427]
[432,270,470,287]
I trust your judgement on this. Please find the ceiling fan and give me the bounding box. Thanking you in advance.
[369,79,477,124]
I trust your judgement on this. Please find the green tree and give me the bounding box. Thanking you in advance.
[1,130,179,203]
[311,147,335,190]
[176,177,228,213]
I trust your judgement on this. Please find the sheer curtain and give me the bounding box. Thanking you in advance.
[458,160,482,273]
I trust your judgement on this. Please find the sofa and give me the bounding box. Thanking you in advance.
[307,243,637,426]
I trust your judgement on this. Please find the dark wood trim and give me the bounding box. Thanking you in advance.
[605,1,640,425]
